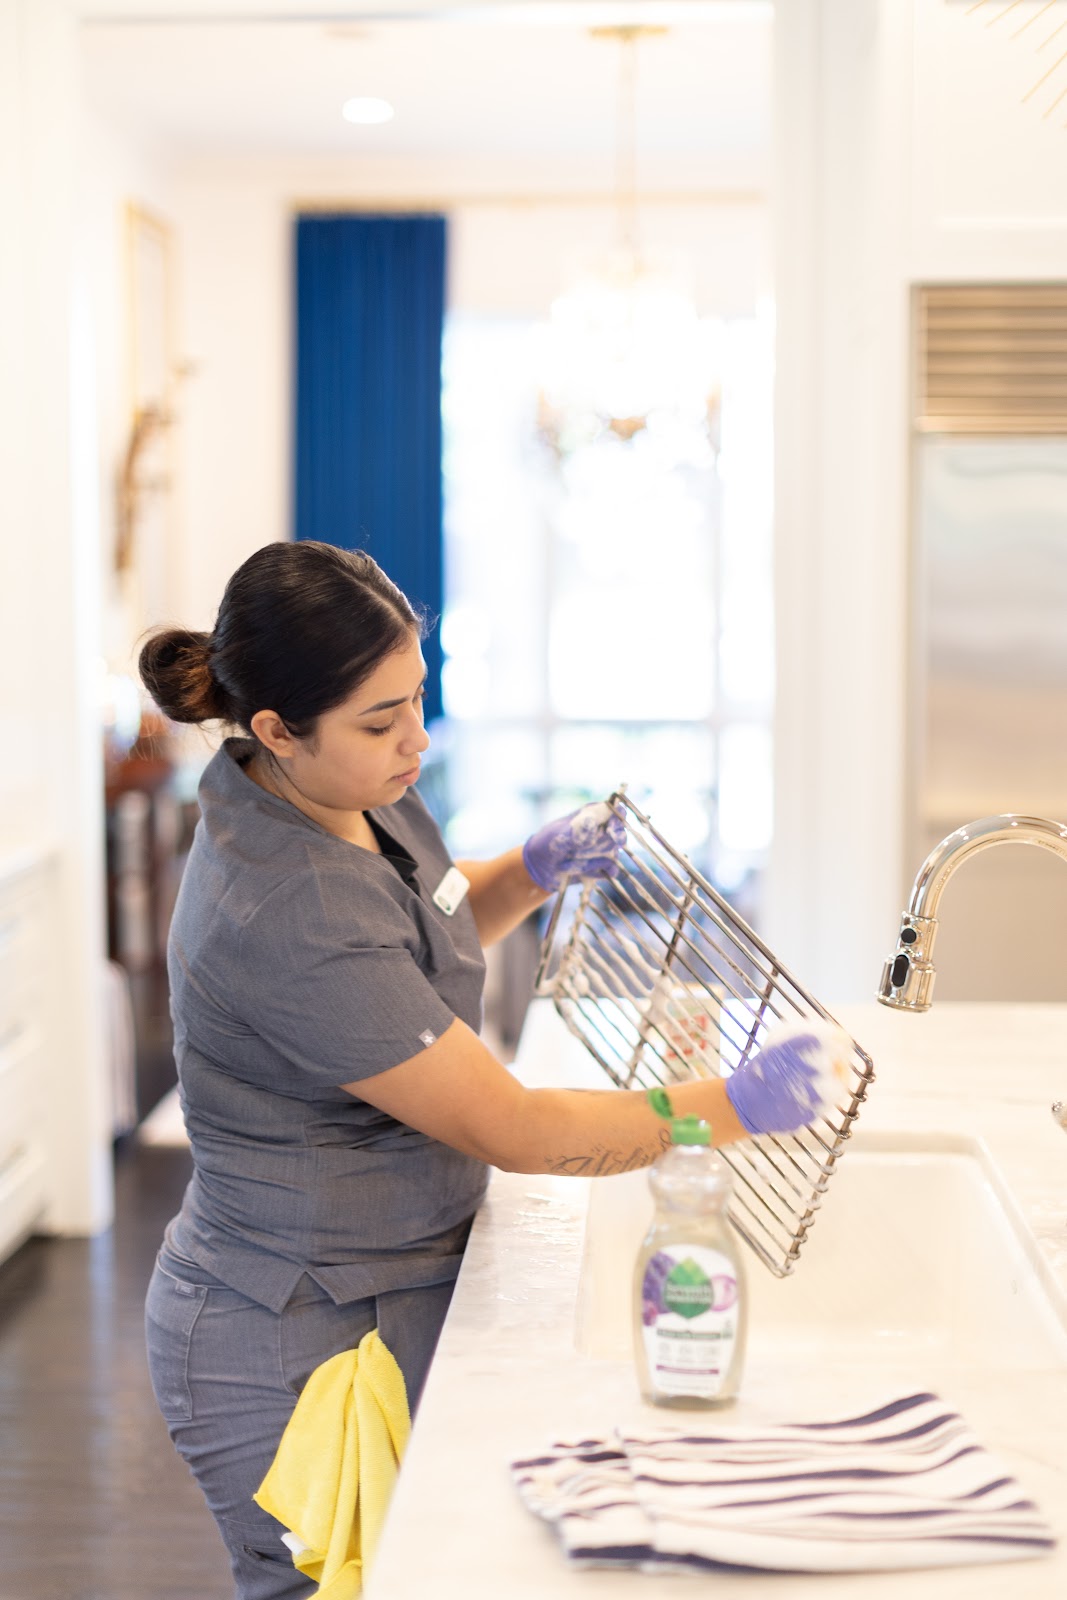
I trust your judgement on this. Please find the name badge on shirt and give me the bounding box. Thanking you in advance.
[432,866,470,916]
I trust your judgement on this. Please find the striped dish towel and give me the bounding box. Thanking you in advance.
[511,1393,1056,1573]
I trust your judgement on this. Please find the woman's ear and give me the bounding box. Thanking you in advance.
[249,709,297,758]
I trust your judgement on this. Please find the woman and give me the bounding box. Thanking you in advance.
[140,541,834,1599]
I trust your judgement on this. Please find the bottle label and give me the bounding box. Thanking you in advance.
[641,1246,739,1399]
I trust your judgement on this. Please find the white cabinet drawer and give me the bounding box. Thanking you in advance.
[0,870,46,1044]
[0,1144,46,1265]
[0,1023,40,1172]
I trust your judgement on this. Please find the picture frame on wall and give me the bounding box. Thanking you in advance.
[116,202,176,609]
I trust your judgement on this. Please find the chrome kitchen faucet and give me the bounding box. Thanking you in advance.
[877,813,1067,1132]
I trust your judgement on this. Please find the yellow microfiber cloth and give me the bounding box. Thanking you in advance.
[254,1329,411,1598]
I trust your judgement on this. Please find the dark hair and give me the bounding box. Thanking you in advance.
[138,541,421,738]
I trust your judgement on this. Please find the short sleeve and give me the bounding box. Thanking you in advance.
[238,866,458,1087]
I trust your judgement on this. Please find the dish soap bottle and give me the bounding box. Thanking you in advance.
[634,1089,747,1408]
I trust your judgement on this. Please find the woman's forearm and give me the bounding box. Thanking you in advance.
[455,848,549,946]
[498,1076,748,1176]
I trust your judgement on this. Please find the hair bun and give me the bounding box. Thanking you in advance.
[138,627,226,725]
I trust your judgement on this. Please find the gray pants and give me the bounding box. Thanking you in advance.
[144,1244,455,1600]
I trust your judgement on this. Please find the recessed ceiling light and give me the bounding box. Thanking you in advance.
[342,97,395,126]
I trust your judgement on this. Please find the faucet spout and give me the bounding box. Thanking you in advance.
[877,814,1067,1011]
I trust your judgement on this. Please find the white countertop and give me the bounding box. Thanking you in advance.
[367,1001,1067,1599]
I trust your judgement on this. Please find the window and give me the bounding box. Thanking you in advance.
[438,306,774,923]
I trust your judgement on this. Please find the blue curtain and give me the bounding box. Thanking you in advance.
[293,214,447,720]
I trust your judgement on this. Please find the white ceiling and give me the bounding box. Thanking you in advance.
[74,2,767,22]
[78,0,772,175]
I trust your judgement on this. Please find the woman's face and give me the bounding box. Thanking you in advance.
[282,633,431,815]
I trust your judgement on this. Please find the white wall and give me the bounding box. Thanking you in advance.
[0,0,112,1234]
[911,0,1067,279]
[768,0,912,1003]
[78,111,177,676]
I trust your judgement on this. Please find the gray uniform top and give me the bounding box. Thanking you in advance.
[165,738,489,1314]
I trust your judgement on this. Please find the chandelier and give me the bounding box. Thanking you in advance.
[536,25,721,458]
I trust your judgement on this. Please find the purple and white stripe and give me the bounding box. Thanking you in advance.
[511,1394,1055,1574]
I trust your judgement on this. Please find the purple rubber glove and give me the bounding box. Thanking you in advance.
[522,802,626,893]
[724,1021,851,1136]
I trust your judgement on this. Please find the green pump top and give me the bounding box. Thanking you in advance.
[647,1087,711,1146]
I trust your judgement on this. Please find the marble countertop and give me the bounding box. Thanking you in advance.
[366,1001,1067,1599]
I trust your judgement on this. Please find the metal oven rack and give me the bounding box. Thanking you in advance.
[534,790,875,1278]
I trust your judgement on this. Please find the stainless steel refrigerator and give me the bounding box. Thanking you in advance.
[910,437,1067,999]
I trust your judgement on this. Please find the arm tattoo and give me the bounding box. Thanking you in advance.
[547,1127,671,1177]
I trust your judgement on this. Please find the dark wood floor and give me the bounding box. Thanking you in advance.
[0,1142,234,1600]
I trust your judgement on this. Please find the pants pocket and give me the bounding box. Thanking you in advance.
[144,1260,208,1424]
[276,1286,378,1399]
